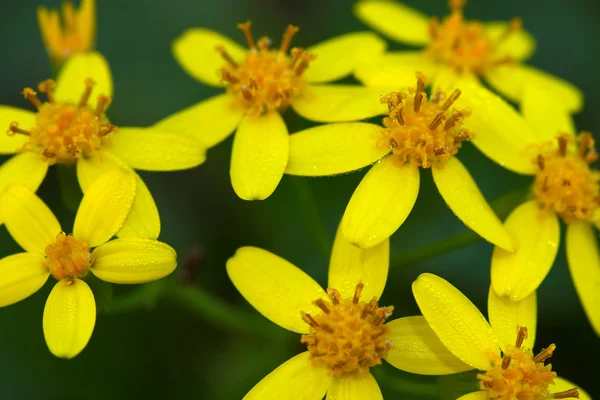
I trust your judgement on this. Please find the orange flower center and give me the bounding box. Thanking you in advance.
[377,73,474,168]
[217,21,314,117]
[300,283,394,378]
[7,78,116,165]
[44,232,91,281]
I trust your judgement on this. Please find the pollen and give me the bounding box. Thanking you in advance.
[216,21,315,116]
[300,283,394,378]
[7,78,116,165]
[477,327,579,399]
[377,73,474,168]
[44,232,91,281]
[533,133,599,223]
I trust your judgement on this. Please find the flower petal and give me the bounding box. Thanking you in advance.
[341,156,419,248]
[329,223,389,300]
[566,221,600,336]
[55,51,112,108]
[483,22,535,62]
[412,273,500,371]
[226,247,327,334]
[488,288,536,352]
[0,185,61,254]
[432,157,514,251]
[286,122,388,176]
[0,253,49,307]
[0,107,35,154]
[385,316,473,375]
[108,127,206,171]
[91,238,177,284]
[73,169,136,247]
[522,84,576,142]
[355,51,439,88]
[243,352,330,400]
[292,85,389,123]
[457,392,488,400]
[353,1,430,46]
[326,373,382,400]
[43,278,96,359]
[491,201,560,301]
[551,377,591,400]
[303,32,386,84]
[230,113,289,200]
[172,28,245,87]
[153,94,243,148]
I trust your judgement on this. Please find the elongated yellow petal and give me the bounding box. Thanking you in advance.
[286,122,388,176]
[385,316,473,375]
[108,127,206,171]
[342,156,419,248]
[73,170,136,247]
[153,94,243,148]
[326,373,382,400]
[329,223,389,300]
[78,0,95,52]
[243,352,330,400]
[522,85,576,142]
[488,288,536,352]
[0,107,36,154]
[303,32,386,84]
[491,201,560,301]
[0,185,61,254]
[43,278,96,359]
[173,28,245,87]
[483,22,535,62]
[230,113,289,200]
[432,157,513,251]
[292,85,389,123]
[566,221,600,336]
[354,1,430,46]
[55,51,112,108]
[457,392,488,400]
[0,152,48,208]
[226,247,327,334]
[412,273,500,371]
[0,253,49,307]
[551,377,591,400]
[355,51,439,88]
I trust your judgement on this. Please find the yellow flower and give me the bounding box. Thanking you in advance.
[38,0,96,66]
[0,170,177,358]
[155,21,390,200]
[0,52,206,238]
[411,273,589,400]
[285,73,513,250]
[353,0,582,112]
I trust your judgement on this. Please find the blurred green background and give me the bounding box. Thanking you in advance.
[1,0,599,398]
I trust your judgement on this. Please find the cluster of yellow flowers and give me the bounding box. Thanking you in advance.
[0,0,596,398]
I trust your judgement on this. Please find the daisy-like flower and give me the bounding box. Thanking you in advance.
[285,73,512,250]
[0,52,205,238]
[155,21,391,200]
[0,170,177,359]
[411,273,588,399]
[353,0,582,112]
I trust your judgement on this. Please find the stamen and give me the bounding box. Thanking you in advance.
[353,283,364,304]
[95,95,111,116]
[558,135,569,157]
[499,17,523,41]
[429,112,446,130]
[216,45,239,68]
[79,78,95,108]
[314,299,330,314]
[301,311,319,327]
[533,344,556,363]
[241,85,253,101]
[221,70,240,84]
[444,111,463,130]
[257,36,271,50]
[578,132,594,159]
[295,53,314,76]
[237,21,255,49]
[290,47,304,67]
[502,326,528,369]
[441,89,461,111]
[7,122,30,136]
[327,288,340,305]
[552,388,580,399]
[361,298,378,319]
[449,0,466,11]
[537,154,546,170]
[414,73,427,112]
[280,25,299,54]
[22,88,42,109]
[98,124,116,137]
[38,79,56,103]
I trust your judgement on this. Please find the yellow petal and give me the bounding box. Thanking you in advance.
[329,223,389,300]
[522,84,576,142]
[326,373,382,400]
[412,273,500,371]
[172,28,245,87]
[226,247,327,334]
[457,392,488,400]
[0,152,48,204]
[230,113,289,200]
[483,22,535,62]
[355,51,439,88]
[485,65,583,112]
[566,221,600,336]
[108,127,206,171]
[0,107,36,154]
[73,169,136,247]
[551,377,592,400]
[0,185,61,254]
[243,352,330,400]
[55,51,112,108]
[153,94,243,148]
[91,238,176,284]
[491,201,560,301]
[341,156,419,248]
[286,122,388,176]
[353,1,430,46]
[43,278,96,359]
[385,316,473,375]
[292,85,389,123]
[78,0,95,51]
[432,157,514,251]
[303,32,386,84]
[487,288,536,352]
[0,253,49,307]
